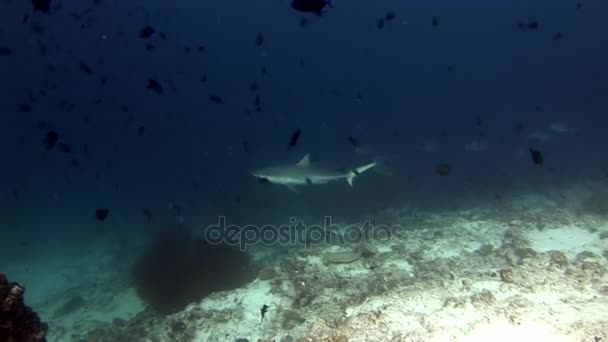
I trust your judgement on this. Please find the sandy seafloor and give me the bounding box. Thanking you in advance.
[3,182,608,342]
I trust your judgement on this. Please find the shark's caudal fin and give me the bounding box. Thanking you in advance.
[346,162,376,187]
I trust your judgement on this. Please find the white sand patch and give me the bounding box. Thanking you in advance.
[527,226,603,258]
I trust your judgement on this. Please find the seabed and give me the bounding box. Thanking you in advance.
[3,182,608,342]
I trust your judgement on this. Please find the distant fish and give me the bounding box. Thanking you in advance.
[95,208,110,221]
[287,129,302,151]
[435,163,452,176]
[529,148,543,165]
[43,130,58,150]
[291,0,333,16]
[549,122,570,134]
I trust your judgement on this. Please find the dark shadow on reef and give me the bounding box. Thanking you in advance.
[132,226,256,315]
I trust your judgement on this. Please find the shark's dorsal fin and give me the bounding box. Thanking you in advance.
[296,154,310,167]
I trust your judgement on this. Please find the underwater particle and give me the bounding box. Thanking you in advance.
[138,126,144,135]
[95,208,109,221]
[435,163,452,176]
[299,17,309,27]
[347,136,360,148]
[432,16,440,27]
[43,130,58,150]
[255,32,264,47]
[22,14,29,23]
[197,45,205,52]
[553,32,563,40]
[576,1,582,10]
[261,66,268,74]
[287,128,302,151]
[0,47,11,56]
[183,46,191,54]
[32,0,52,14]
[384,10,396,21]
[209,95,223,104]
[254,95,261,107]
[139,25,155,38]
[159,32,166,39]
[200,74,207,83]
[147,78,163,94]
[79,62,94,74]
[260,304,269,322]
[376,18,385,29]
[58,143,71,153]
[529,148,543,165]
[291,0,333,16]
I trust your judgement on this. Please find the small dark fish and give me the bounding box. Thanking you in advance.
[249,81,259,92]
[254,95,261,106]
[142,208,152,223]
[261,66,268,74]
[32,0,51,14]
[287,129,302,151]
[58,143,71,153]
[255,32,264,47]
[200,74,208,83]
[529,148,543,165]
[291,0,333,16]
[209,95,223,104]
[23,15,29,23]
[147,79,163,94]
[79,62,94,74]
[384,11,396,21]
[43,130,58,150]
[376,18,385,29]
[576,1,583,10]
[435,163,452,176]
[347,136,360,148]
[432,16,440,27]
[197,45,205,52]
[184,46,191,54]
[139,25,155,38]
[19,104,32,112]
[260,304,270,322]
[527,21,539,30]
[95,208,110,221]
[0,47,11,56]
[138,126,145,135]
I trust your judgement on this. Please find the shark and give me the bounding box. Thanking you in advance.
[252,154,376,192]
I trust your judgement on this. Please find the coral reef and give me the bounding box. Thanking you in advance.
[0,273,48,342]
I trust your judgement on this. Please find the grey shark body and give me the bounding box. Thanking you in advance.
[252,154,376,192]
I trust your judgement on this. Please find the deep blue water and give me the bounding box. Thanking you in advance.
[0,0,607,291]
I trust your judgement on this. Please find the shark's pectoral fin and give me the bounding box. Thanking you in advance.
[286,185,300,193]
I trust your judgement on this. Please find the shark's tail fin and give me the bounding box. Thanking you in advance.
[346,162,376,187]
